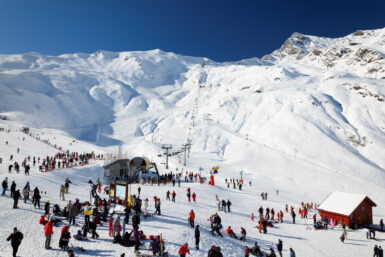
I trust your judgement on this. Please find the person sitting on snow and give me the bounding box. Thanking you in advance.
[251,242,261,256]
[113,231,123,244]
[52,204,62,215]
[74,230,85,241]
[226,226,238,239]
[39,215,48,225]
[49,213,61,226]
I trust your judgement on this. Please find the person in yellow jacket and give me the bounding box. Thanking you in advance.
[84,203,92,224]
[128,194,132,206]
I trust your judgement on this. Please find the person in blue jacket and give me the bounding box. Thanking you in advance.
[323,217,329,230]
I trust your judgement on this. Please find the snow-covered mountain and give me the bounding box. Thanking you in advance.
[0,28,385,189]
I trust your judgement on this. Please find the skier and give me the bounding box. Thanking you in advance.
[108,216,113,237]
[178,242,190,257]
[291,211,296,224]
[166,190,171,200]
[23,186,29,203]
[68,201,78,225]
[137,186,141,196]
[188,210,195,228]
[222,200,227,212]
[112,216,121,237]
[84,203,92,223]
[155,198,161,215]
[44,219,53,249]
[289,248,296,257]
[258,206,263,218]
[8,164,13,173]
[132,226,141,253]
[89,221,99,238]
[227,199,232,212]
[276,239,283,257]
[187,191,191,203]
[208,245,223,257]
[192,192,196,203]
[240,227,246,242]
[45,200,51,215]
[59,225,71,250]
[7,227,23,257]
[2,177,8,195]
[143,198,149,213]
[212,214,223,237]
[132,212,141,228]
[266,207,270,220]
[269,248,277,257]
[10,181,16,197]
[13,189,21,209]
[172,191,176,202]
[195,225,200,250]
[245,246,251,257]
[149,235,161,255]
[64,178,71,193]
[323,216,328,230]
[262,219,268,234]
[24,164,30,175]
[374,245,379,257]
[60,185,65,201]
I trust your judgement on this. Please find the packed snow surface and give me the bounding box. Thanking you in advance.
[0,124,384,257]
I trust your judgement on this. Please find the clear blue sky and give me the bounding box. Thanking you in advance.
[0,0,384,62]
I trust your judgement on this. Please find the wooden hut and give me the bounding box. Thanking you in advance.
[317,192,376,227]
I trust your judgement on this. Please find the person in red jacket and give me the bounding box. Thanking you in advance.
[245,245,251,257]
[44,220,53,249]
[39,215,48,225]
[61,225,69,237]
[154,196,158,206]
[192,193,196,203]
[178,242,190,257]
[59,225,70,250]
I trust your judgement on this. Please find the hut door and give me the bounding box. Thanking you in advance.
[358,211,369,225]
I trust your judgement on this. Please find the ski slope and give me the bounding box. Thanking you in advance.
[0,122,384,257]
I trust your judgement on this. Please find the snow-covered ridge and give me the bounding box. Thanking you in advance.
[0,28,384,191]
